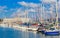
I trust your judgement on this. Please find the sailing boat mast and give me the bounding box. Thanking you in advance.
[56,0,58,27]
[41,0,43,24]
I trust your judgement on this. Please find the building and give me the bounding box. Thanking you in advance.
[3,17,31,24]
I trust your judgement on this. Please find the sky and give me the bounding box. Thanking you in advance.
[0,0,60,19]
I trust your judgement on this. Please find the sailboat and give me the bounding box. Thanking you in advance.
[44,0,60,35]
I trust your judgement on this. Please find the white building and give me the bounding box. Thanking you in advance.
[3,17,31,23]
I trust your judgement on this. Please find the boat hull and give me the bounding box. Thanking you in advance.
[44,31,59,35]
[41,30,45,34]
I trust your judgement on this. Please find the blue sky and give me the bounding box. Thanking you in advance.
[0,0,40,8]
[0,0,40,18]
[0,0,60,19]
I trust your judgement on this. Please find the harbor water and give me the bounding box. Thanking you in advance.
[0,27,60,38]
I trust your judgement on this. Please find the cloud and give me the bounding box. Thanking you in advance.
[11,1,41,17]
[0,6,8,13]
[28,8,36,12]
[11,8,38,17]
[0,6,7,9]
[18,1,27,6]
[11,8,27,17]
[42,0,56,3]
[11,1,60,18]
[18,1,39,8]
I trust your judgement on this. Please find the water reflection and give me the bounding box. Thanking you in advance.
[0,27,60,38]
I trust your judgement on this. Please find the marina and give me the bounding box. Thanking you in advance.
[0,23,60,35]
[0,0,60,38]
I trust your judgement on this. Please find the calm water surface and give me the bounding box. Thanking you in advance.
[0,27,60,38]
